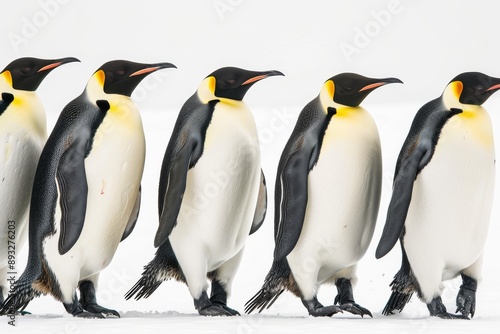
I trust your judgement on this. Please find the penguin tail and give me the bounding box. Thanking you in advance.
[382,255,415,316]
[0,274,41,315]
[382,288,414,316]
[125,241,184,300]
[244,259,292,314]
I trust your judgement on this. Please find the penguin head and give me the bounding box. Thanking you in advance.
[94,60,177,97]
[446,72,500,105]
[323,73,403,107]
[203,67,284,101]
[1,57,80,91]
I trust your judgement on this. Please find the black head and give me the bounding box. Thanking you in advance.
[206,67,284,101]
[448,72,500,105]
[328,73,403,107]
[1,57,80,91]
[96,60,177,96]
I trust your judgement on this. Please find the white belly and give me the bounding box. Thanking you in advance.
[404,110,495,283]
[0,130,44,268]
[43,106,145,290]
[170,102,260,271]
[287,107,382,284]
[0,96,46,271]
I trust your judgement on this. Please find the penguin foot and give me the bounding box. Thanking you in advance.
[456,274,476,318]
[434,312,470,320]
[338,303,373,318]
[78,279,120,318]
[81,303,120,318]
[427,296,469,320]
[334,278,372,317]
[73,310,106,319]
[64,300,105,319]
[198,305,237,317]
[211,301,240,316]
[209,280,240,316]
[302,297,343,317]
[195,291,239,317]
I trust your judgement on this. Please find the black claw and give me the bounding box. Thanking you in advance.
[74,310,106,319]
[78,280,120,318]
[435,312,470,320]
[428,296,470,320]
[339,303,373,318]
[199,305,236,317]
[212,302,240,316]
[83,304,120,318]
[302,297,343,317]
[195,290,239,317]
[456,274,477,318]
[334,278,372,318]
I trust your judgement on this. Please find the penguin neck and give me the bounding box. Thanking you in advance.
[85,72,136,114]
[0,71,15,93]
[196,76,244,107]
[441,82,482,112]
[319,80,354,113]
[0,71,46,138]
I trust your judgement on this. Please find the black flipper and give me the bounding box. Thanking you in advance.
[154,140,194,248]
[0,92,14,116]
[273,101,334,261]
[375,143,427,259]
[57,128,91,255]
[273,148,311,260]
[249,169,267,235]
[375,101,462,259]
[121,185,141,242]
[246,98,334,314]
[154,96,218,248]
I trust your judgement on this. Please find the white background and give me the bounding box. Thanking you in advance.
[1,0,500,333]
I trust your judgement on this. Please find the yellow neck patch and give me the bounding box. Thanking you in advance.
[324,80,334,100]
[1,71,13,87]
[94,70,105,87]
[207,76,216,94]
[450,80,463,100]
[197,76,217,104]
[319,80,335,112]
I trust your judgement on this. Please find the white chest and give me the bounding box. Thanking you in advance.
[404,109,495,270]
[288,107,382,277]
[171,101,261,266]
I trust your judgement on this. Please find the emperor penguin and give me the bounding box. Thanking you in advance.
[0,60,176,318]
[245,73,402,317]
[0,57,79,306]
[376,72,500,319]
[125,67,283,316]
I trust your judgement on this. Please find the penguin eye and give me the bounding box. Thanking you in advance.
[116,70,126,76]
[21,67,33,74]
[225,79,236,85]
